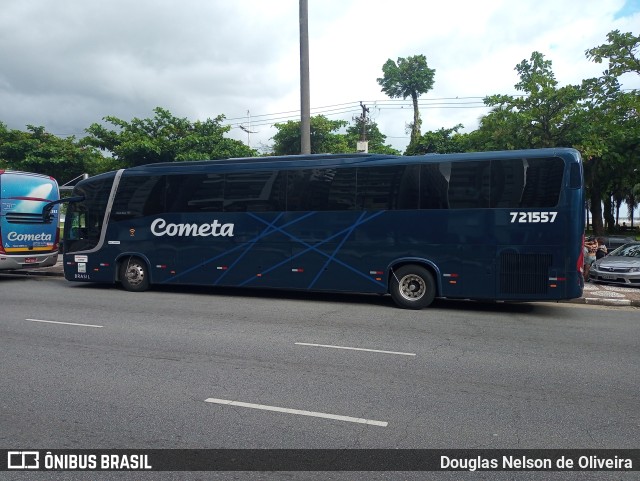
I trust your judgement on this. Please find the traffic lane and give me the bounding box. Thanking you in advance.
[3,281,639,428]
[4,280,638,401]
[3,326,637,451]
[5,279,638,400]
[1,282,417,447]
[5,277,639,359]
[1,278,639,448]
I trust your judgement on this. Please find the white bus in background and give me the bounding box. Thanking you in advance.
[0,170,60,270]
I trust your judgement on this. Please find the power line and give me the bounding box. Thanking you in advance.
[47,95,507,137]
[224,97,495,130]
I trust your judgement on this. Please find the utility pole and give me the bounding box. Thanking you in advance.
[240,110,257,149]
[299,0,311,154]
[357,101,369,153]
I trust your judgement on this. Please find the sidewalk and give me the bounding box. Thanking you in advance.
[576,281,640,307]
[12,261,640,307]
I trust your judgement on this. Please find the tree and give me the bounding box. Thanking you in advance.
[83,107,255,167]
[581,30,640,234]
[481,52,584,150]
[0,123,105,183]
[405,124,469,155]
[586,30,640,78]
[377,55,436,147]
[576,80,639,234]
[271,115,349,155]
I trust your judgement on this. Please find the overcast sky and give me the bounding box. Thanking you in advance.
[1,0,639,153]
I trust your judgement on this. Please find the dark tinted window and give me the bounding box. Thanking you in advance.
[419,163,449,209]
[491,159,526,208]
[326,168,357,210]
[397,165,420,209]
[569,162,581,189]
[287,170,322,211]
[447,161,491,209]
[224,171,286,212]
[491,157,564,208]
[491,157,565,208]
[65,176,114,253]
[357,165,414,210]
[166,173,224,212]
[517,157,564,208]
[287,168,356,211]
[111,175,165,221]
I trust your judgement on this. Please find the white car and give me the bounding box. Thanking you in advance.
[589,242,640,286]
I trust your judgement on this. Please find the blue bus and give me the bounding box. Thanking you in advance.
[60,148,584,308]
[0,170,60,270]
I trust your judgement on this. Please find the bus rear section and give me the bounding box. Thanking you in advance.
[0,171,60,270]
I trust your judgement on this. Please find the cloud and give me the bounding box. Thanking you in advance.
[0,0,638,152]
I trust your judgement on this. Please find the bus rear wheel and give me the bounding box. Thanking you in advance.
[390,265,436,309]
[119,256,149,292]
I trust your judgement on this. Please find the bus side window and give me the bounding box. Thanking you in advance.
[519,157,563,208]
[447,161,490,209]
[287,169,329,211]
[357,165,409,210]
[420,163,449,209]
[167,174,224,212]
[112,175,165,220]
[490,158,525,208]
[224,171,286,212]
[327,168,356,211]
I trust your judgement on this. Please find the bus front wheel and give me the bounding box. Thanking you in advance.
[390,265,436,309]
[119,256,150,292]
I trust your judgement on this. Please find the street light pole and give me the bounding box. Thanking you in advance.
[299,0,311,155]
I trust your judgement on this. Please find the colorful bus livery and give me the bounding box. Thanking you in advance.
[0,170,60,270]
[62,148,584,309]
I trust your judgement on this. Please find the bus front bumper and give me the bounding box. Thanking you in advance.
[0,252,59,270]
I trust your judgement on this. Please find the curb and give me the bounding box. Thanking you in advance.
[567,297,640,307]
[584,297,631,306]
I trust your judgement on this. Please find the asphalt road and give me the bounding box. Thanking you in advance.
[1,273,638,480]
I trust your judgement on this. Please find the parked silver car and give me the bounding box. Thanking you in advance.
[589,242,640,286]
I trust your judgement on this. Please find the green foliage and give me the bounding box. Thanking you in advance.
[83,107,256,167]
[481,52,584,150]
[0,123,104,183]
[271,116,400,156]
[405,124,469,155]
[579,31,640,233]
[585,30,640,78]
[271,115,350,155]
[377,55,436,146]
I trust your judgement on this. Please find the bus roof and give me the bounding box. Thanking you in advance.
[80,148,582,180]
[0,170,57,181]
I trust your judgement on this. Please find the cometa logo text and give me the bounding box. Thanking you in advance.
[151,218,234,237]
[7,232,53,242]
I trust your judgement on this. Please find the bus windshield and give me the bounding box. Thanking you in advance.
[0,170,60,270]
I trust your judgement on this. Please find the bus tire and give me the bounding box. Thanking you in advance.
[390,265,436,309]
[119,256,150,292]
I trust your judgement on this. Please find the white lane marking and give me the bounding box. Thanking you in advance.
[295,342,415,357]
[26,319,103,328]
[204,398,388,427]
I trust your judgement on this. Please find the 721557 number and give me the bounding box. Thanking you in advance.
[509,211,557,223]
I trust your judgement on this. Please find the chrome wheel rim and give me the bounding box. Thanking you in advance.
[399,274,425,301]
[125,263,145,287]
